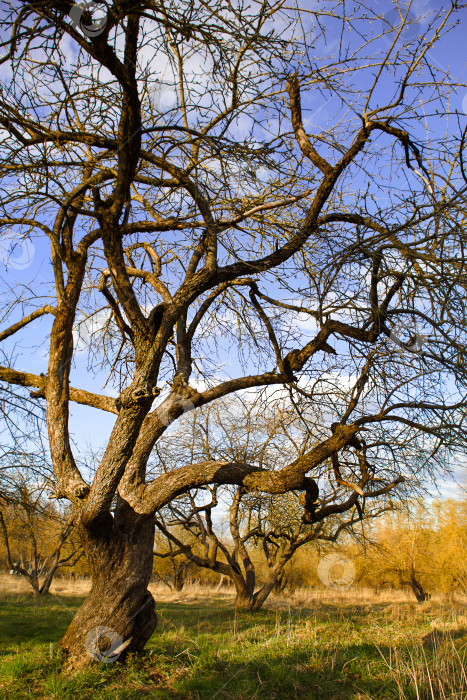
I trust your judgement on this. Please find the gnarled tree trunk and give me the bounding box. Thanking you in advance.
[60,502,157,669]
[232,562,286,612]
[173,561,188,591]
[273,569,288,594]
[401,565,431,603]
[230,559,256,610]
[233,579,256,611]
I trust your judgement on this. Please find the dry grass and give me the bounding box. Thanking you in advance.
[148,580,235,603]
[0,573,92,597]
[2,573,467,608]
[1,573,467,698]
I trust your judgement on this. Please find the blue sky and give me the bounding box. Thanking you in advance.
[1,0,467,500]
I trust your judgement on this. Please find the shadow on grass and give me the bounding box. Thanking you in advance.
[1,595,466,699]
[0,594,84,650]
[167,645,399,700]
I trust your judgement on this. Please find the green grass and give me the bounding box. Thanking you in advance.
[1,591,466,699]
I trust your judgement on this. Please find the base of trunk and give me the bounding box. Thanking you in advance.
[61,584,157,670]
[235,593,259,611]
[60,508,158,670]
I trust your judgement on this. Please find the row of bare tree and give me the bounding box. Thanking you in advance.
[2,400,466,609]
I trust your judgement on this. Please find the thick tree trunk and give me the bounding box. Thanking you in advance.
[235,588,256,611]
[28,573,40,594]
[231,564,286,612]
[273,569,288,594]
[60,503,157,669]
[409,576,430,603]
[402,570,430,603]
[251,581,278,611]
[232,573,256,611]
[39,562,60,595]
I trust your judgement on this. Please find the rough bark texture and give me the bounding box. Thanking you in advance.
[231,567,285,612]
[60,502,157,668]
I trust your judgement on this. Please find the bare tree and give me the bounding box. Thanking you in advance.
[0,0,467,666]
[155,486,372,611]
[0,477,82,594]
[0,393,81,593]
[153,527,194,591]
[153,400,392,611]
[358,505,435,602]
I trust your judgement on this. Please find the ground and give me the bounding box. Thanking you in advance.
[0,576,466,699]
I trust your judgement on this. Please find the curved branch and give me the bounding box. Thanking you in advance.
[0,305,57,343]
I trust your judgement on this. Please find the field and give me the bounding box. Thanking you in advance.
[1,576,467,699]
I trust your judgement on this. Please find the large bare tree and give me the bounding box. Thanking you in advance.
[0,0,467,667]
[152,400,391,611]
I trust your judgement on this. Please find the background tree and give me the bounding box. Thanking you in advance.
[431,498,467,595]
[366,506,434,602]
[0,382,81,593]
[0,499,82,595]
[352,498,467,600]
[153,400,391,610]
[156,485,368,611]
[0,464,83,594]
[0,0,466,667]
[153,525,197,591]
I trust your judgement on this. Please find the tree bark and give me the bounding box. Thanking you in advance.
[234,589,256,611]
[60,502,157,669]
[273,569,288,594]
[409,575,430,603]
[401,568,430,603]
[173,562,187,591]
[232,572,256,611]
[233,570,283,612]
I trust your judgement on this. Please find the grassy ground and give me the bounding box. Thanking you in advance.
[0,578,466,699]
